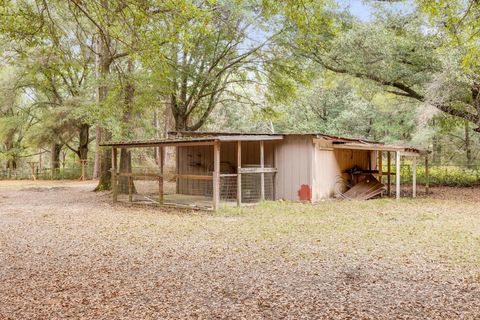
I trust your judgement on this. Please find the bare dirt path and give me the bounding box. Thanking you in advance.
[1,181,480,319]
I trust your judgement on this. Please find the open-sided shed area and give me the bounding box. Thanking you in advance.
[101,132,428,210]
[102,133,282,210]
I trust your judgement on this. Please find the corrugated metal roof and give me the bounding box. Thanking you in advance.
[332,142,428,155]
[170,131,381,144]
[100,131,427,154]
[99,136,217,147]
[99,134,284,147]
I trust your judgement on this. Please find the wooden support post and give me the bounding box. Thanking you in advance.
[378,151,383,196]
[425,156,429,194]
[175,146,179,194]
[128,176,133,202]
[396,151,401,199]
[159,147,164,205]
[111,148,118,202]
[237,141,242,207]
[213,141,220,211]
[260,140,265,201]
[387,151,391,196]
[412,156,417,198]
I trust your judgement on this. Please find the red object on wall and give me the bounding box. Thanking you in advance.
[298,184,312,202]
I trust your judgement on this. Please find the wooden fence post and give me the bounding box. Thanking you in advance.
[396,151,401,200]
[387,151,391,197]
[260,140,265,201]
[213,141,220,211]
[237,141,242,207]
[111,148,118,202]
[159,146,164,205]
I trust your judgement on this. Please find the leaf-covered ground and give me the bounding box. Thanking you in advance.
[1,180,480,319]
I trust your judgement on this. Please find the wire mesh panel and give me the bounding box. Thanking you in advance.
[241,172,274,203]
[112,143,277,209]
[220,175,237,201]
[114,145,217,209]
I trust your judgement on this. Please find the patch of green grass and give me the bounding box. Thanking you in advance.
[99,197,480,268]
[213,198,480,265]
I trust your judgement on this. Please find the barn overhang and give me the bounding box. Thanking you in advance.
[324,140,429,199]
[330,142,428,156]
[99,134,283,149]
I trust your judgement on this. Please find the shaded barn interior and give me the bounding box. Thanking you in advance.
[176,141,275,202]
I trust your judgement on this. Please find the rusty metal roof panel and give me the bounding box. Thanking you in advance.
[99,136,218,147]
[100,134,284,147]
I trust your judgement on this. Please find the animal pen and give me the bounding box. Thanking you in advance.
[102,134,281,210]
[101,132,429,210]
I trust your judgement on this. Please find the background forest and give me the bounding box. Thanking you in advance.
[0,0,479,188]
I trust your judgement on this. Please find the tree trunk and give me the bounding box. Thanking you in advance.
[465,120,472,165]
[93,126,101,178]
[7,159,17,171]
[95,32,113,191]
[96,130,112,190]
[432,135,442,165]
[78,123,90,161]
[118,149,136,194]
[153,108,161,165]
[118,59,136,194]
[174,114,188,131]
[51,143,62,170]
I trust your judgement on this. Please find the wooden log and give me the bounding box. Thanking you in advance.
[213,141,220,211]
[237,141,242,207]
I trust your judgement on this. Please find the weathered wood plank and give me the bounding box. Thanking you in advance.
[159,146,164,205]
[396,151,401,200]
[387,151,391,197]
[237,141,242,207]
[213,141,220,210]
[260,140,265,201]
[177,174,213,181]
[238,167,277,174]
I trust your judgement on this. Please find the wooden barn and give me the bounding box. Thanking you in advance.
[101,132,429,210]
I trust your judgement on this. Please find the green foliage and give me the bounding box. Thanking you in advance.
[417,0,480,72]
[0,0,479,180]
[400,164,480,187]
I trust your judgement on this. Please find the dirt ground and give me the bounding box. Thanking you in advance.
[1,180,480,319]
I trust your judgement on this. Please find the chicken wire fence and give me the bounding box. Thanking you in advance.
[220,172,275,203]
[114,147,276,208]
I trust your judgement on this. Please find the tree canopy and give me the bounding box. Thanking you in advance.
[1,0,479,185]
